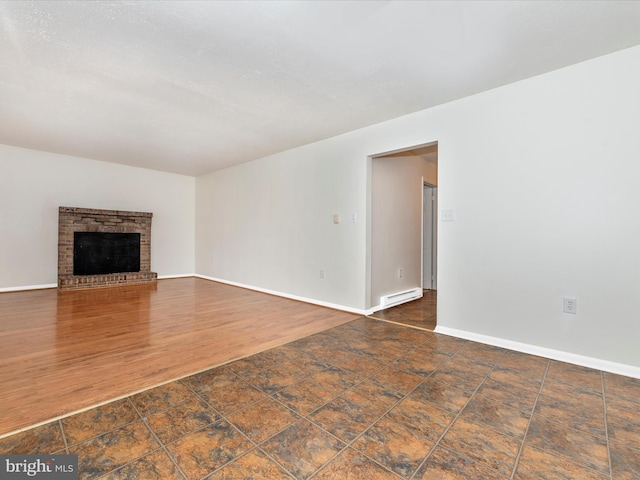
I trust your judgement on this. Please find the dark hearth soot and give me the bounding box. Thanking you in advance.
[73,232,141,276]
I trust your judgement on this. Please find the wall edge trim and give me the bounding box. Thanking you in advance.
[434,325,640,379]
[0,283,57,293]
[194,274,367,315]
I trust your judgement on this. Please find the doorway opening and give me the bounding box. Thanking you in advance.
[367,142,438,330]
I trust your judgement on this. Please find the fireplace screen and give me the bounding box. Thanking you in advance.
[73,232,141,275]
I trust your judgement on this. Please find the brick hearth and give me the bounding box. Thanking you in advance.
[58,206,157,290]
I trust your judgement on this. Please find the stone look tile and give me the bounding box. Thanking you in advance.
[341,379,404,416]
[488,365,545,393]
[534,393,605,437]
[606,394,640,448]
[0,421,65,454]
[306,367,359,397]
[457,342,505,366]
[240,366,301,394]
[180,367,240,395]
[386,396,454,442]
[101,448,185,480]
[606,393,640,414]
[352,416,434,479]
[497,353,548,372]
[394,349,451,377]
[438,354,494,376]
[525,414,609,474]
[227,397,299,443]
[439,418,521,476]
[475,378,538,413]
[460,394,531,439]
[208,448,294,479]
[498,351,548,372]
[429,365,487,394]
[543,361,603,397]
[414,445,504,479]
[607,404,640,455]
[271,378,336,415]
[292,358,329,377]
[61,398,139,446]
[165,419,253,480]
[198,380,267,416]
[260,419,345,480]
[604,372,640,404]
[130,381,195,416]
[370,365,423,394]
[368,292,436,331]
[313,447,398,479]
[514,444,609,480]
[228,352,275,375]
[409,378,472,414]
[325,350,385,378]
[145,396,220,444]
[290,334,336,357]
[609,441,640,480]
[267,343,311,361]
[309,396,380,442]
[363,339,412,364]
[423,334,468,355]
[70,420,160,479]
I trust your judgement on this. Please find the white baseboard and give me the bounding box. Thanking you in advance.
[0,283,57,293]
[434,325,640,380]
[158,274,196,279]
[194,274,367,315]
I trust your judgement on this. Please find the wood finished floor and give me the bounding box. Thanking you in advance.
[0,277,359,437]
[369,290,436,331]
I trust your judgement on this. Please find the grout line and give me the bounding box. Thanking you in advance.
[127,397,190,480]
[52,397,151,454]
[508,359,550,479]
[601,371,613,479]
[300,338,469,478]
[260,330,441,478]
[58,420,70,455]
[407,348,509,479]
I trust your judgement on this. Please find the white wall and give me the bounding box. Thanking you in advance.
[196,45,640,369]
[195,142,367,309]
[0,145,195,288]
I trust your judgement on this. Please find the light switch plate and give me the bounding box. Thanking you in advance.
[441,209,454,222]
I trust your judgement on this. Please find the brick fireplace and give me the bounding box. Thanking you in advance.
[58,206,157,290]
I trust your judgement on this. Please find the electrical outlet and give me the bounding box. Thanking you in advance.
[398,268,404,279]
[563,297,577,314]
[320,269,326,279]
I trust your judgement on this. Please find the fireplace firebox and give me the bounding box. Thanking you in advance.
[74,232,141,276]
[58,207,157,290]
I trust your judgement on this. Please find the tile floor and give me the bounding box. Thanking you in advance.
[369,290,437,331]
[1,317,639,479]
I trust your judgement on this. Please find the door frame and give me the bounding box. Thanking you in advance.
[422,182,437,290]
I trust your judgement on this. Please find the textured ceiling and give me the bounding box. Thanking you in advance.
[2,1,640,176]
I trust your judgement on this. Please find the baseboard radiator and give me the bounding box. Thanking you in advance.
[380,287,422,309]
